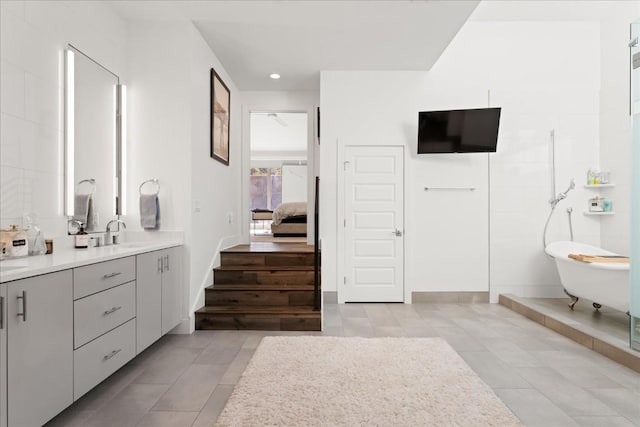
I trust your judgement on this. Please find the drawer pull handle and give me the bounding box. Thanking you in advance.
[103,272,122,279]
[103,306,122,316]
[103,349,122,361]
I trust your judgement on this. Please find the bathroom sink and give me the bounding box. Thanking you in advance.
[116,242,151,249]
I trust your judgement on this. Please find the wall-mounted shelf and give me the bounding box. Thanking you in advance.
[584,184,615,188]
[583,211,615,216]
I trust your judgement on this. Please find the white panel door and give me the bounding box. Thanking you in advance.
[343,146,404,302]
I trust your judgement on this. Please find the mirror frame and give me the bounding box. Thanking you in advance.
[64,45,126,233]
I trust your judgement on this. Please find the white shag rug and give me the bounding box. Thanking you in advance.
[215,337,522,426]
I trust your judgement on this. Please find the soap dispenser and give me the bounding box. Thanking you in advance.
[75,223,89,249]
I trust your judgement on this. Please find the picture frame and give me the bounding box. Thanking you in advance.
[210,68,230,165]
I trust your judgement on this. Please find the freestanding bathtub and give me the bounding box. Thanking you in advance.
[545,241,630,313]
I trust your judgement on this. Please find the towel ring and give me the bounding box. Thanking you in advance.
[76,178,96,195]
[139,178,160,195]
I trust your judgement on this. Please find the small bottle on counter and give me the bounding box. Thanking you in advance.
[75,224,89,249]
[45,239,53,254]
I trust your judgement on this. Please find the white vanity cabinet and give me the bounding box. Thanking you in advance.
[161,246,182,335]
[0,285,6,427]
[6,270,73,427]
[0,242,183,426]
[73,257,137,401]
[136,246,182,353]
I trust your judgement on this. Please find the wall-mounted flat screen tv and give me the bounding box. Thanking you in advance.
[418,107,501,153]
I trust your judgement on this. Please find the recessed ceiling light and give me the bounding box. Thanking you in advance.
[269,73,281,79]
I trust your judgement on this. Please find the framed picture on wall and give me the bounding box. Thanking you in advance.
[210,68,230,165]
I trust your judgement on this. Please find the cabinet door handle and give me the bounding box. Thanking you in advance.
[164,255,169,272]
[158,257,163,273]
[17,291,27,322]
[103,306,122,316]
[102,272,121,279]
[103,349,121,361]
[0,296,4,329]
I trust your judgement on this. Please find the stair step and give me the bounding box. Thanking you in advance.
[215,265,315,271]
[205,287,315,306]
[195,305,321,331]
[214,269,316,286]
[206,284,315,291]
[197,305,318,315]
[220,251,318,268]
[223,243,315,253]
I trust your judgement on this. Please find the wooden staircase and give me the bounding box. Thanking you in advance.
[195,243,321,331]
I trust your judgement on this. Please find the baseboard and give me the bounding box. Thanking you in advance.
[411,291,489,303]
[171,315,195,334]
[323,291,337,304]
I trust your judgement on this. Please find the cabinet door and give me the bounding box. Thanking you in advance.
[136,250,162,353]
[0,285,6,427]
[7,270,73,427]
[162,246,182,335]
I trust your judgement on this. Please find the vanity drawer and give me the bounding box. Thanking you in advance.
[74,256,135,299]
[74,281,136,349]
[73,318,136,401]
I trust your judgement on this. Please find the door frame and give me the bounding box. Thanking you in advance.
[337,145,407,304]
[241,107,318,245]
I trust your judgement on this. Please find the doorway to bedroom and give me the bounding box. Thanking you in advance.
[249,112,309,243]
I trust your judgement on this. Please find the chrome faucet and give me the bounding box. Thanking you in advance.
[105,219,126,245]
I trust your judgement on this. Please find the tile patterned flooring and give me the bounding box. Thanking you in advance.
[47,303,640,427]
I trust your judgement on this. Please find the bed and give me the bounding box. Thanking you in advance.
[271,202,307,237]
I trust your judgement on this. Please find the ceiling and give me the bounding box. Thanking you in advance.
[250,112,308,153]
[108,0,480,91]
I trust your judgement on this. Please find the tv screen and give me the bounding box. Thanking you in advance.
[418,107,501,153]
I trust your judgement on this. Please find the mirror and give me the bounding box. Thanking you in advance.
[65,45,124,233]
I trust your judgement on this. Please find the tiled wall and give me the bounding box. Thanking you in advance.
[0,0,126,238]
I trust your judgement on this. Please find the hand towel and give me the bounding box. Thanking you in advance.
[140,193,159,229]
[73,193,92,226]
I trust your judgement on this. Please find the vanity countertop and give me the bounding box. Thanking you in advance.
[0,240,182,283]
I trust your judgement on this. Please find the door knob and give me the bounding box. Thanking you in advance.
[393,229,403,237]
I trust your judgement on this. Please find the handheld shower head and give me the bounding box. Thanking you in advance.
[559,178,576,198]
[549,178,575,207]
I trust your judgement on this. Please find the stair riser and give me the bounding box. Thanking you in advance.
[214,270,316,286]
[221,252,318,267]
[195,313,321,331]
[205,290,315,306]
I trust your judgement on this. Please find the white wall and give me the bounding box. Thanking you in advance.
[126,22,191,234]
[599,2,640,255]
[126,21,242,331]
[0,0,126,238]
[240,91,319,243]
[188,24,242,327]
[320,21,602,302]
[282,164,308,203]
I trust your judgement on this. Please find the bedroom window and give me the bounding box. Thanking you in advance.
[250,167,282,210]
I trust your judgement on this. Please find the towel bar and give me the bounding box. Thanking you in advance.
[424,187,476,191]
[139,179,160,195]
[77,178,96,195]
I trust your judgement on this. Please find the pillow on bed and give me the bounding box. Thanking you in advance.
[272,202,307,225]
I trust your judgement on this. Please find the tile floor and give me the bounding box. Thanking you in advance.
[518,297,629,342]
[47,303,640,427]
